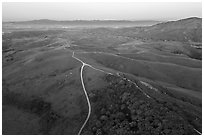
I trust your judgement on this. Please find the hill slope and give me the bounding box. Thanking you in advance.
[116,17,202,42]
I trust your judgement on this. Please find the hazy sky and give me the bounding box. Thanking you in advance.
[2,2,202,21]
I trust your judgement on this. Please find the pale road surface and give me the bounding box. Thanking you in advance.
[71,51,151,134]
[71,51,201,135]
[193,128,202,135]
[72,52,113,135]
[72,52,92,135]
[78,64,90,135]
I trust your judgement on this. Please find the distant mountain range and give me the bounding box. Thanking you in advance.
[3,19,162,27]
[5,19,161,23]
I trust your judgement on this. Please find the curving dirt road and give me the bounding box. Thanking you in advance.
[71,51,201,135]
[72,52,91,135]
[72,52,112,134]
[71,51,153,134]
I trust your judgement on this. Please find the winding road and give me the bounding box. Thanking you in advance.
[72,52,112,134]
[72,52,92,135]
[71,51,201,135]
[71,51,152,134]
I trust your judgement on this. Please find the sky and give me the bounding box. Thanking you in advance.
[2,2,202,21]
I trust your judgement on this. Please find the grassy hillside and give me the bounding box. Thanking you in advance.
[2,17,202,135]
[115,17,202,42]
[77,52,201,92]
[118,52,202,68]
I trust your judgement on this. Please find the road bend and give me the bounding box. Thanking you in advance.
[74,51,151,100]
[72,51,152,134]
[72,52,113,134]
[72,52,91,135]
[72,51,200,135]
[78,63,91,135]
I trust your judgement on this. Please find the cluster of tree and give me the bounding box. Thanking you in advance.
[83,75,199,135]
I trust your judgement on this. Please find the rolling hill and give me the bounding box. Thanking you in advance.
[115,17,202,42]
[2,17,202,135]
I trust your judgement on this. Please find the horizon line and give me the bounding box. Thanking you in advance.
[3,16,202,23]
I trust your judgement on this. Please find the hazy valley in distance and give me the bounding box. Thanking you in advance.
[2,17,202,135]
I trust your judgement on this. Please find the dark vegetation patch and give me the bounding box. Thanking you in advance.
[171,49,183,55]
[82,75,200,135]
[137,82,202,133]
[171,46,202,60]
[184,46,202,60]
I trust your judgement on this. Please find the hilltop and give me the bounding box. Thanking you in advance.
[116,17,202,42]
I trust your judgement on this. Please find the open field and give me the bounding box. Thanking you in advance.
[2,18,202,135]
